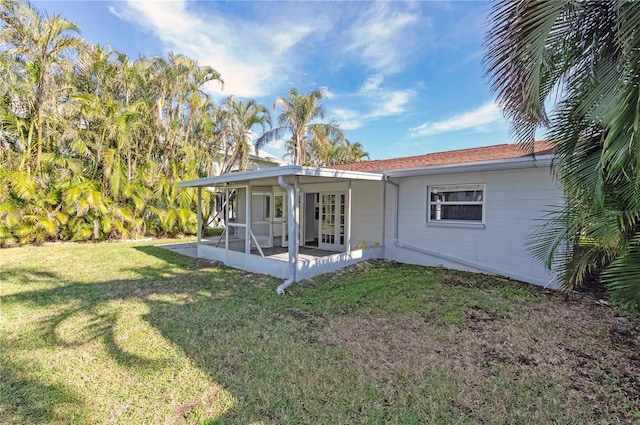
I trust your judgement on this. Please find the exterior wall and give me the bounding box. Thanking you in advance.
[384,166,564,288]
[249,158,281,170]
[350,180,384,249]
[296,247,383,280]
[198,243,381,281]
[198,244,289,278]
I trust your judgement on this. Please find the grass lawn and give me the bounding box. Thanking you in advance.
[1,241,639,424]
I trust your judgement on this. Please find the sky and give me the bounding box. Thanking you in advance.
[34,0,515,161]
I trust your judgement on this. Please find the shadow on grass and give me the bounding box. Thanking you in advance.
[1,247,259,424]
[4,243,381,424]
[0,354,88,424]
[7,246,613,424]
[0,267,60,285]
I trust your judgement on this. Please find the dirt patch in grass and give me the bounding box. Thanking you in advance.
[321,299,640,422]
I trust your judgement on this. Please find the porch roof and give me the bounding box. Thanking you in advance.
[178,165,384,188]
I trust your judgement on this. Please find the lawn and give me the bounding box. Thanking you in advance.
[1,241,639,424]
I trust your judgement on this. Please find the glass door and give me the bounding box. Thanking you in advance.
[318,192,346,251]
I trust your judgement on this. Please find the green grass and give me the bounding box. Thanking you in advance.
[1,241,638,424]
[204,227,224,237]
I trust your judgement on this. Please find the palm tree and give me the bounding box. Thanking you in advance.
[219,96,271,174]
[254,87,345,166]
[484,1,640,308]
[331,140,369,165]
[304,124,369,166]
[0,1,219,245]
[1,0,84,173]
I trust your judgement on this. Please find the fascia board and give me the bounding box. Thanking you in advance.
[384,155,554,178]
[178,165,384,188]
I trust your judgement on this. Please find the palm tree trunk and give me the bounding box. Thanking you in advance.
[36,106,43,173]
[20,118,36,172]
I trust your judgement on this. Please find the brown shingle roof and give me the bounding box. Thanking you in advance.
[332,141,554,172]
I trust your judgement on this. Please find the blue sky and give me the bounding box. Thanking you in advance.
[35,0,514,160]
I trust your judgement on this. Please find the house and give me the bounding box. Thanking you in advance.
[178,141,563,293]
[245,146,288,170]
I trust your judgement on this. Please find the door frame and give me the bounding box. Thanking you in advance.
[318,191,347,252]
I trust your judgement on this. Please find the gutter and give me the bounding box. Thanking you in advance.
[277,175,296,294]
[384,176,542,284]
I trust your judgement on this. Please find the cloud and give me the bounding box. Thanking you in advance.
[370,90,411,118]
[331,88,412,130]
[332,108,364,130]
[110,0,323,98]
[408,102,505,138]
[266,139,286,150]
[344,2,426,73]
[360,74,384,93]
[108,1,431,102]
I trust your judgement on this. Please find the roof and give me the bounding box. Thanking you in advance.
[332,141,554,172]
[178,165,384,188]
[179,141,555,188]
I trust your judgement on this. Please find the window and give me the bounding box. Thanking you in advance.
[427,184,484,224]
[264,196,270,220]
[251,194,271,221]
[274,194,284,219]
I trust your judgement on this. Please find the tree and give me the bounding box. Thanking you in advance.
[218,96,271,174]
[0,0,84,173]
[0,1,222,245]
[484,1,640,309]
[331,140,369,165]
[306,125,369,166]
[254,87,345,166]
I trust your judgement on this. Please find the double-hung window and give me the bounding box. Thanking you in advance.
[427,184,485,225]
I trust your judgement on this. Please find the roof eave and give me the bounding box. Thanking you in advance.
[384,154,554,178]
[178,165,385,188]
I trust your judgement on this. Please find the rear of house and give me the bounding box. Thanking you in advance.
[335,141,563,287]
[180,142,564,291]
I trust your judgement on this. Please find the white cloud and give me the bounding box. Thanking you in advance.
[344,2,426,73]
[360,74,384,93]
[110,0,322,98]
[331,88,412,130]
[408,102,505,138]
[328,71,414,130]
[332,108,364,130]
[370,91,411,118]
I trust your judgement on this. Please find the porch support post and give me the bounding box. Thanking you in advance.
[382,178,386,258]
[245,183,252,254]
[197,187,202,244]
[277,175,297,292]
[294,176,300,259]
[225,184,230,251]
[346,179,352,254]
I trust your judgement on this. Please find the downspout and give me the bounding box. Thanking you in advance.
[381,176,386,258]
[384,176,536,282]
[277,175,296,294]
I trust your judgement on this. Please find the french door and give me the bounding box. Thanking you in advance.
[318,192,346,251]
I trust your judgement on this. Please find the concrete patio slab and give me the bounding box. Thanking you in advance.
[156,242,198,258]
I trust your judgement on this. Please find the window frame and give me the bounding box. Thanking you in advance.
[426,183,486,228]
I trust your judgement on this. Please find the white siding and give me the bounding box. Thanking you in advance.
[350,181,384,249]
[384,166,564,287]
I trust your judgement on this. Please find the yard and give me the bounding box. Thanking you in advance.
[1,241,639,424]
